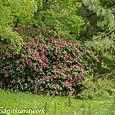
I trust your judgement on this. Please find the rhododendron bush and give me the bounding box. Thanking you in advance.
[0,25,99,97]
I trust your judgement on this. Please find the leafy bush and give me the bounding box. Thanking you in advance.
[0,0,38,51]
[0,25,99,97]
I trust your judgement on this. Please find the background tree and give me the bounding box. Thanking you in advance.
[33,0,86,39]
[78,0,115,77]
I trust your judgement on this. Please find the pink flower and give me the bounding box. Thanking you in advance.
[34,84,36,87]
[26,60,29,63]
[69,80,74,84]
[58,54,62,57]
[74,46,78,50]
[84,48,87,53]
[4,44,6,48]
[35,77,39,80]
[29,42,32,46]
[64,80,68,85]
[10,45,12,49]
[54,74,56,76]
[90,50,92,54]
[70,74,72,77]
[43,62,47,67]
[44,76,49,81]
[31,38,34,42]
[82,64,85,68]
[37,89,40,93]
[46,89,48,92]
[21,78,25,81]
[38,56,41,59]
[7,53,10,56]
[28,46,30,49]
[58,49,60,52]
[70,55,73,59]
[41,79,45,83]
[30,60,32,65]
[56,44,60,47]
[17,66,20,69]
[55,68,59,71]
[72,65,75,69]
[34,67,39,72]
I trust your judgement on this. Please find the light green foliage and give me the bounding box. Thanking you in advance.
[35,0,43,9]
[0,0,37,25]
[0,26,23,52]
[0,0,38,51]
[34,0,86,37]
[92,78,115,98]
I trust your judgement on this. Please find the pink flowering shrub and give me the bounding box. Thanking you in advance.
[0,25,100,97]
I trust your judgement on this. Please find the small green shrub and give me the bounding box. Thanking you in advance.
[0,25,99,97]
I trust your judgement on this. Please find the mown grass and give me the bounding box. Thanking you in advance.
[0,88,115,115]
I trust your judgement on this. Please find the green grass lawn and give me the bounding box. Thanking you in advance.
[0,89,115,115]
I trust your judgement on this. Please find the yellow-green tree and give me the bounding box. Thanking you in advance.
[0,0,38,51]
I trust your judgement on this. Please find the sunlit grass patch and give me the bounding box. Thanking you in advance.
[0,88,115,115]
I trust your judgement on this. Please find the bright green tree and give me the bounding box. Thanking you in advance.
[0,0,38,51]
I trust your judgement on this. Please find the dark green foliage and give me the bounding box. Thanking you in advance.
[76,0,115,78]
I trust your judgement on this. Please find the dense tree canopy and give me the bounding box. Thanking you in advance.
[0,0,38,51]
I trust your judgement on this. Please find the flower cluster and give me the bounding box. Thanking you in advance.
[0,25,100,97]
